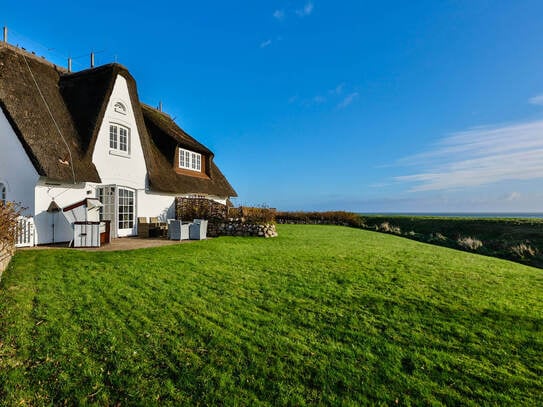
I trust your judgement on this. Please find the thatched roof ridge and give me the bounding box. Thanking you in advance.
[0,42,237,197]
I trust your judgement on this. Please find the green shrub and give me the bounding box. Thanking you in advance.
[0,201,21,253]
[276,211,363,227]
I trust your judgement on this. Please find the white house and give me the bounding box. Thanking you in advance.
[0,42,236,244]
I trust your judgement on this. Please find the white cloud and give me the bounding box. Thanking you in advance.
[337,92,359,109]
[273,9,285,21]
[296,2,314,17]
[260,39,272,48]
[329,83,345,95]
[529,94,543,105]
[505,192,521,201]
[396,119,543,191]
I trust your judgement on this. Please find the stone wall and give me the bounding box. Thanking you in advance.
[0,244,14,280]
[208,221,278,238]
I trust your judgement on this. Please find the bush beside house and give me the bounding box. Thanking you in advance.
[0,202,20,278]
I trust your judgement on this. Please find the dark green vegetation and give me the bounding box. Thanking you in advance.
[362,215,543,269]
[1,225,542,405]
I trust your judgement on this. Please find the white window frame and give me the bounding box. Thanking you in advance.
[178,148,202,172]
[109,123,130,156]
[117,187,135,231]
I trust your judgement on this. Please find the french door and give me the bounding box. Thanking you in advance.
[96,185,136,238]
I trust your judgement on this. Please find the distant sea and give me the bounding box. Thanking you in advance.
[359,213,543,219]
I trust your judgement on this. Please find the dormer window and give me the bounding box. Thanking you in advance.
[109,123,130,156]
[114,102,127,115]
[178,148,201,172]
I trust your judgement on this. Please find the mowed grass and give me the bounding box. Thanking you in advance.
[0,225,542,405]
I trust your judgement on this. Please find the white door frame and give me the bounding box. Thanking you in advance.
[96,185,137,238]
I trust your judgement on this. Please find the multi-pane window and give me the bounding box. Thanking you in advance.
[178,148,202,172]
[96,186,115,222]
[0,183,5,205]
[109,124,130,154]
[118,188,135,230]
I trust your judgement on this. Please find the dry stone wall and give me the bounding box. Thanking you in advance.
[208,221,277,238]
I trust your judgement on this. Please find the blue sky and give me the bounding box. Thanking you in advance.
[4,1,543,212]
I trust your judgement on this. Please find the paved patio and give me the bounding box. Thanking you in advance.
[19,237,200,252]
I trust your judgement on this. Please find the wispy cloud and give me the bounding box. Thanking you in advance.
[260,39,272,48]
[529,94,543,105]
[396,119,543,191]
[300,95,326,107]
[273,9,285,21]
[337,92,359,109]
[505,191,521,201]
[296,2,314,17]
[329,83,345,95]
[312,95,326,104]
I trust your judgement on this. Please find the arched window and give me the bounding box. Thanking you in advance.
[114,101,127,114]
[0,183,6,205]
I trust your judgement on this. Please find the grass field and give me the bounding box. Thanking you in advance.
[361,215,543,268]
[0,225,542,405]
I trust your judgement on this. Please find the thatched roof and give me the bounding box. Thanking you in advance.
[0,42,237,197]
[142,104,237,196]
[0,43,100,182]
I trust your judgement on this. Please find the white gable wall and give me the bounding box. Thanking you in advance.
[0,108,39,216]
[93,74,147,191]
[92,74,147,236]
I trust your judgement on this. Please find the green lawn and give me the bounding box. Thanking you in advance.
[0,225,542,405]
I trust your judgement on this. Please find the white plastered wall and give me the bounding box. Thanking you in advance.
[0,108,39,216]
[93,74,147,192]
[34,181,94,244]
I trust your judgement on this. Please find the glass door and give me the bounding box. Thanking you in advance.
[96,185,136,238]
[117,187,135,237]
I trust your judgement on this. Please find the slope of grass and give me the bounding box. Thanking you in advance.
[0,225,542,405]
[362,215,543,268]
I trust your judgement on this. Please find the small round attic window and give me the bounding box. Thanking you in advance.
[114,102,127,114]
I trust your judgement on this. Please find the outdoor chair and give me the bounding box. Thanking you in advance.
[168,220,191,240]
[189,219,208,240]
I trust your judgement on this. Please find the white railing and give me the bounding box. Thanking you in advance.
[15,216,35,248]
